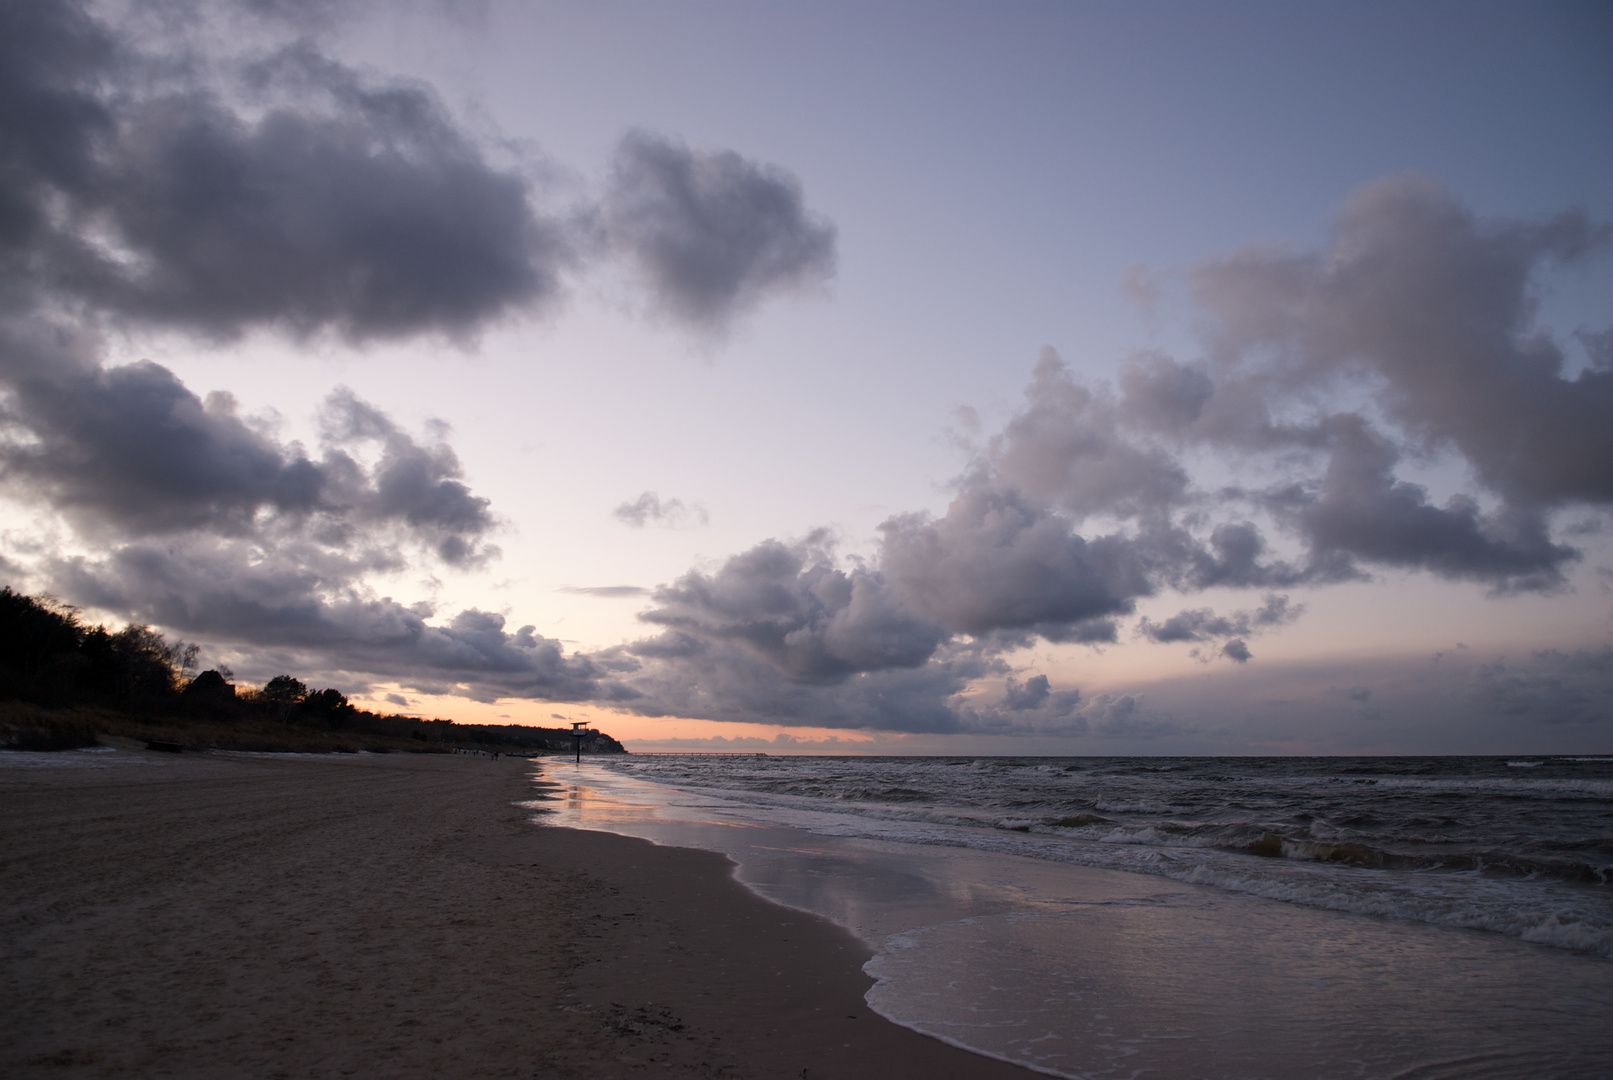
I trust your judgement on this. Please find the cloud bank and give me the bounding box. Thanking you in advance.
[0,0,834,703]
[0,4,1603,737]
[609,175,1610,734]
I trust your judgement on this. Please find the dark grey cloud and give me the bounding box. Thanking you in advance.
[316,389,496,565]
[1180,521,1314,591]
[612,490,708,529]
[1025,177,1606,593]
[962,672,1087,735]
[1136,593,1301,647]
[1003,673,1059,710]
[610,477,1268,730]
[1040,648,1610,753]
[1276,414,1578,591]
[604,130,836,330]
[0,358,321,535]
[878,483,1152,637]
[618,630,988,733]
[5,4,842,347]
[639,537,947,683]
[0,358,495,564]
[601,536,1029,732]
[1194,173,1613,509]
[0,8,562,343]
[0,312,511,691]
[1325,684,1379,719]
[48,536,622,703]
[0,1,113,268]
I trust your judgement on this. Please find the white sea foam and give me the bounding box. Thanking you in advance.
[598,754,1613,959]
[550,760,1613,1080]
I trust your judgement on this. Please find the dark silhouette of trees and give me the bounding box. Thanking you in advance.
[0,588,626,754]
[262,676,308,704]
[0,588,194,706]
[299,688,357,728]
[0,590,82,702]
[184,669,236,698]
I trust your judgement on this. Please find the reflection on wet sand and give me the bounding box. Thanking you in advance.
[536,760,1613,1080]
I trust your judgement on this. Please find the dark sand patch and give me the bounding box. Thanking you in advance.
[1,749,1037,1078]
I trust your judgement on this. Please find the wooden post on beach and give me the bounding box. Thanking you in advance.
[569,721,588,763]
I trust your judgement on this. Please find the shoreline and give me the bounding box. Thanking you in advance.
[1,747,1038,1078]
[541,755,1613,1080]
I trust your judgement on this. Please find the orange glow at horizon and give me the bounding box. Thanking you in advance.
[345,685,881,749]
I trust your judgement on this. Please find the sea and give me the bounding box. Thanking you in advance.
[531,754,1613,1080]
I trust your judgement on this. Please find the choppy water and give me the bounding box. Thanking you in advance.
[609,754,1613,956]
[536,754,1613,1079]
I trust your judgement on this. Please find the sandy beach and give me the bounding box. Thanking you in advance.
[0,747,1038,1079]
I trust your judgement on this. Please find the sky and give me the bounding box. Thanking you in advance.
[1,0,1610,754]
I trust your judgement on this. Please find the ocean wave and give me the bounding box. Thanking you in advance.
[604,759,1613,959]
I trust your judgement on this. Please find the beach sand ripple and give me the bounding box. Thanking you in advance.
[0,748,1033,1079]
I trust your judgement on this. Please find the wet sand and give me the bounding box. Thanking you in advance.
[0,748,1038,1079]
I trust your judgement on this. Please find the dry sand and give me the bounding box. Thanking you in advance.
[1,747,1039,1079]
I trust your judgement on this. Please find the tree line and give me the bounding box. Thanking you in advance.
[0,588,623,754]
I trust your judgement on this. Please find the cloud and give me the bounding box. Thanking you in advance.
[628,733,865,751]
[1136,593,1302,647]
[600,535,1009,732]
[316,389,497,565]
[0,358,496,565]
[1193,646,1610,749]
[1,5,566,344]
[991,348,1191,521]
[604,177,1608,734]
[618,632,986,734]
[1473,647,1613,725]
[638,537,947,682]
[3,13,1603,751]
[5,5,845,347]
[1116,350,1216,433]
[0,358,536,695]
[1070,693,1190,739]
[1111,176,1608,590]
[0,356,322,536]
[1274,414,1578,591]
[1221,639,1252,663]
[1193,173,1612,509]
[0,0,855,715]
[612,491,708,529]
[964,673,1087,735]
[603,130,836,330]
[559,585,649,598]
[878,482,1152,638]
[48,534,623,703]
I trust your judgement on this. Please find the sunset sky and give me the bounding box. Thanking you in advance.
[2,0,1609,753]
